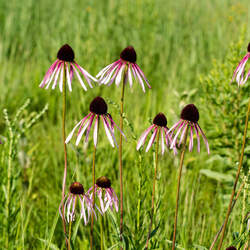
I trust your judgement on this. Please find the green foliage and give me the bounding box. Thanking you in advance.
[0,0,249,249]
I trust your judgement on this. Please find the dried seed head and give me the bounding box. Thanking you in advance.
[180,104,199,123]
[57,44,75,62]
[69,182,84,195]
[153,113,167,127]
[120,46,137,63]
[248,42,250,52]
[89,97,108,115]
[96,176,111,188]
[226,247,237,250]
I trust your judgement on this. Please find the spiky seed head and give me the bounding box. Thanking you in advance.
[153,113,167,127]
[89,97,108,115]
[180,104,199,123]
[57,44,75,62]
[248,42,250,52]
[70,182,84,195]
[226,247,237,250]
[120,46,137,63]
[96,176,111,188]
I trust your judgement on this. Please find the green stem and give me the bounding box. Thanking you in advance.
[172,126,188,250]
[209,181,245,250]
[61,63,68,247]
[5,118,14,249]
[218,97,250,250]
[119,65,128,245]
[100,215,104,250]
[145,130,160,249]
[137,153,143,230]
[90,118,99,250]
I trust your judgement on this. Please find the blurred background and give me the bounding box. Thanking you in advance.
[0,0,249,249]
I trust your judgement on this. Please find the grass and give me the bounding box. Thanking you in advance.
[0,0,249,249]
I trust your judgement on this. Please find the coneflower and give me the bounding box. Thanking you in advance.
[39,44,96,247]
[217,43,250,250]
[96,46,151,242]
[39,44,96,92]
[66,96,124,250]
[169,104,209,250]
[137,113,175,249]
[232,42,250,86]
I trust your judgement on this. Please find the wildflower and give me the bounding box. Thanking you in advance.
[136,112,176,154]
[59,182,100,224]
[168,104,210,154]
[232,43,250,86]
[96,46,151,92]
[39,44,96,92]
[87,176,119,213]
[65,96,124,148]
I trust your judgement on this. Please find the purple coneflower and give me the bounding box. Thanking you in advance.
[59,182,99,225]
[39,44,96,92]
[168,104,210,154]
[87,176,119,213]
[136,112,176,154]
[96,46,151,92]
[232,43,250,86]
[65,96,124,148]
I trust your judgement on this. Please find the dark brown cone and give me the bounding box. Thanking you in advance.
[96,176,111,188]
[69,182,84,195]
[89,97,108,115]
[248,42,250,52]
[57,44,75,62]
[120,46,137,63]
[226,247,237,250]
[153,113,167,127]
[180,104,199,123]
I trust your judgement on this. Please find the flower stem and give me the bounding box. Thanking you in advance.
[100,215,104,250]
[90,119,98,250]
[68,215,73,250]
[172,126,188,250]
[5,116,13,249]
[61,63,68,247]
[218,97,250,250]
[145,130,160,249]
[119,65,127,245]
[209,181,245,250]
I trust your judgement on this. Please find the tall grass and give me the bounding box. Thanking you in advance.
[0,0,249,249]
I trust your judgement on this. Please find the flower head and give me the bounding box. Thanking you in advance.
[168,104,210,154]
[136,112,176,154]
[225,247,237,250]
[65,96,125,148]
[87,176,119,214]
[232,42,250,86]
[39,44,96,92]
[59,182,100,224]
[96,46,151,92]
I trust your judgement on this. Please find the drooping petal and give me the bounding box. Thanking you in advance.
[136,125,155,150]
[178,123,188,147]
[76,118,92,146]
[161,127,165,155]
[193,125,200,153]
[170,121,185,149]
[132,64,145,92]
[79,196,87,225]
[189,125,194,152]
[93,116,99,148]
[134,63,151,89]
[59,64,64,92]
[96,63,113,78]
[66,63,72,92]
[65,120,83,144]
[84,114,96,143]
[115,64,125,86]
[103,116,118,147]
[75,63,94,88]
[101,116,115,147]
[39,60,59,87]
[146,127,158,152]
[51,62,63,89]
[197,124,210,154]
[71,64,87,91]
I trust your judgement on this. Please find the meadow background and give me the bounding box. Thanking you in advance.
[0,0,249,249]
